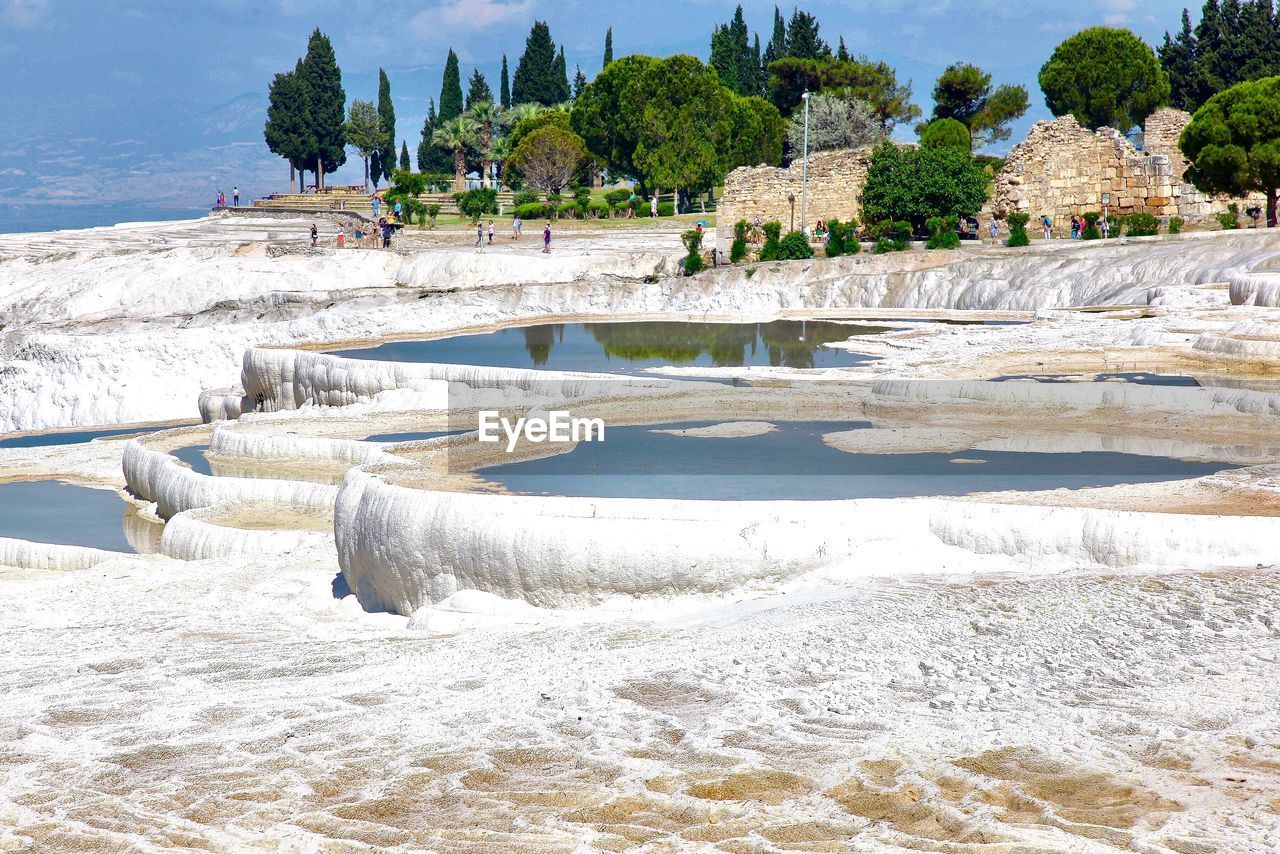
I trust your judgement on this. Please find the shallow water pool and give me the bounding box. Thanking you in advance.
[478,420,1234,501]
[0,480,137,551]
[329,321,885,372]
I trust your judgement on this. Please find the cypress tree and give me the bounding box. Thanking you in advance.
[376,68,396,185]
[603,27,614,67]
[500,55,511,108]
[512,21,560,105]
[466,68,493,109]
[752,34,763,96]
[555,45,571,102]
[439,49,464,121]
[786,8,829,60]
[299,28,346,189]
[710,25,740,93]
[264,65,313,192]
[763,6,787,71]
[400,141,411,171]
[573,64,588,99]
[417,98,450,173]
[836,36,850,62]
[730,6,755,97]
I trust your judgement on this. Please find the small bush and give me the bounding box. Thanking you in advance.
[512,189,540,207]
[586,201,608,218]
[556,201,582,219]
[1216,202,1240,230]
[730,220,748,263]
[424,203,442,228]
[604,188,631,207]
[1105,215,1123,237]
[925,216,960,250]
[1168,216,1184,234]
[825,219,859,257]
[872,237,897,254]
[572,186,592,205]
[759,221,783,261]
[776,230,814,260]
[630,198,651,217]
[1006,212,1030,247]
[657,201,675,217]
[681,229,704,275]
[1126,212,1159,236]
[1081,211,1101,240]
[867,220,910,251]
[454,188,498,222]
[513,202,550,220]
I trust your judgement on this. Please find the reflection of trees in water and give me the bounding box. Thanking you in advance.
[519,321,882,367]
[521,324,564,366]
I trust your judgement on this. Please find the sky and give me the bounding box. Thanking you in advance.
[0,0,1198,228]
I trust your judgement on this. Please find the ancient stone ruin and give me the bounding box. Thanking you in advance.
[717,148,873,239]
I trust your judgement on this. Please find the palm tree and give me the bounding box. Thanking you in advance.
[505,102,545,129]
[465,101,504,189]
[488,136,513,190]
[432,116,480,192]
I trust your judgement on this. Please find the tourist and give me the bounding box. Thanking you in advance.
[383,219,393,249]
[393,199,403,221]
[988,219,999,245]
[475,221,484,247]
[232,186,240,207]
[354,224,363,246]
[335,223,345,248]
[309,223,317,247]
[1041,214,1052,240]
[371,195,380,219]
[1100,216,1110,239]
[650,195,658,217]
[512,215,522,240]
[487,220,495,245]
[543,222,552,253]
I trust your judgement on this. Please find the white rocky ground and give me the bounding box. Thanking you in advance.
[2,216,1280,850]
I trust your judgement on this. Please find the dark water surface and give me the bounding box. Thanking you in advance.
[0,480,136,551]
[479,420,1233,501]
[330,321,885,372]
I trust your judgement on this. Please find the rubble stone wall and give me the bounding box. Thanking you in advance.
[717,149,873,239]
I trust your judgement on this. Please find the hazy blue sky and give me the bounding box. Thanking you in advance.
[0,0,1194,227]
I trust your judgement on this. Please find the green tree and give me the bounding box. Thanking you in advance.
[768,56,920,130]
[298,29,347,189]
[785,8,829,60]
[603,28,614,67]
[1039,27,1170,131]
[571,55,657,189]
[399,141,411,172]
[1180,75,1280,226]
[554,46,571,102]
[264,64,313,192]
[433,116,480,191]
[727,95,787,170]
[861,141,990,229]
[510,125,588,193]
[572,65,587,100]
[465,68,492,110]
[467,101,503,188]
[439,49,464,121]
[787,94,883,153]
[500,55,512,108]
[929,62,1029,150]
[376,68,396,186]
[1160,0,1280,111]
[513,21,562,106]
[920,117,971,150]
[710,5,757,97]
[836,36,849,62]
[763,7,787,70]
[417,98,450,173]
[343,99,388,191]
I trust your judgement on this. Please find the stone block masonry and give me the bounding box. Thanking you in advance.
[718,149,873,239]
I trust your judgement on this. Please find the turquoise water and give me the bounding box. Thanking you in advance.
[478,420,1234,501]
[0,480,135,551]
[330,321,885,372]
[993,372,1200,387]
[0,424,185,448]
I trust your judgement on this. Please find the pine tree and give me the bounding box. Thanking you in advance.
[752,34,763,96]
[710,25,740,93]
[603,27,614,67]
[555,45,570,102]
[376,68,396,186]
[786,8,829,60]
[500,55,511,108]
[400,141,411,172]
[573,64,588,99]
[730,6,755,97]
[1159,0,1280,111]
[298,28,346,189]
[762,7,786,71]
[466,68,493,109]
[836,36,850,62]
[439,49,464,121]
[512,21,561,106]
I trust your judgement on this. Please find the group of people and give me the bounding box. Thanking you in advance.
[214,187,239,208]
[310,217,394,249]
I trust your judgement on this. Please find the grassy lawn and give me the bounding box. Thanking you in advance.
[402,211,715,232]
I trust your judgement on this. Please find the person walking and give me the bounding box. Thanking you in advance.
[512,215,521,240]
[542,222,551,254]
[232,186,240,207]
[487,220,495,245]
[1041,214,1052,240]
[650,195,658,217]
[309,223,317,247]
[1100,216,1110,239]
[988,219,999,245]
[393,199,403,222]
[475,221,484,247]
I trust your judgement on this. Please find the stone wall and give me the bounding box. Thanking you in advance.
[993,109,1259,225]
[718,149,872,239]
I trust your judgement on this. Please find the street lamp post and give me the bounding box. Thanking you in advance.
[1102,191,1111,234]
[800,91,811,234]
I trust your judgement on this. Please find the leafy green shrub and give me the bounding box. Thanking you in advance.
[630,198,651,217]
[547,192,563,206]
[920,118,971,151]
[1126,212,1159,236]
[556,201,582,219]
[454,188,498,222]
[1216,203,1240,230]
[572,186,592,205]
[514,202,551,220]
[825,219,859,257]
[1168,216,1184,234]
[401,198,427,225]
[604,188,631,216]
[730,220,748,263]
[424,203,441,228]
[681,229,704,274]
[1006,212,1031,247]
[925,216,960,249]
[657,201,675,217]
[776,230,814,260]
[759,221,782,261]
[1105,215,1123,237]
[390,170,428,196]
[587,202,608,218]
[867,220,911,251]
[1081,211,1101,240]
[872,237,897,254]
[512,189,540,206]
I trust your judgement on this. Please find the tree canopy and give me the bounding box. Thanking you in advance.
[785,8,829,60]
[500,55,511,108]
[768,56,920,130]
[376,69,396,186]
[1161,0,1280,111]
[1039,27,1170,131]
[439,49,464,121]
[920,117,971,150]
[929,62,1028,150]
[297,29,347,186]
[510,125,588,193]
[343,99,387,190]
[861,142,990,228]
[1180,75,1280,225]
[603,28,614,67]
[710,5,759,97]
[513,21,563,106]
[787,94,883,153]
[466,68,492,110]
[264,63,314,187]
